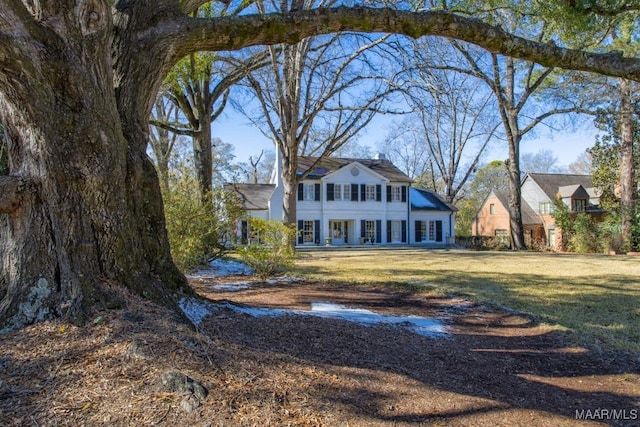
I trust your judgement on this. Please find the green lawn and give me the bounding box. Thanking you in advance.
[292,249,640,353]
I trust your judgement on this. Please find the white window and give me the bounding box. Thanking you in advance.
[428,220,436,241]
[391,186,402,201]
[391,220,402,242]
[334,184,343,201]
[489,203,496,215]
[365,184,376,201]
[304,184,315,201]
[303,220,315,243]
[365,220,376,241]
[342,184,351,201]
[540,202,553,214]
[419,221,427,241]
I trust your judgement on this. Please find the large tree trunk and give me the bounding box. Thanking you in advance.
[193,114,214,201]
[506,130,526,251]
[0,1,189,332]
[618,78,636,251]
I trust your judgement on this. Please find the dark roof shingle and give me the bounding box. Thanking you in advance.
[224,183,275,211]
[297,156,412,182]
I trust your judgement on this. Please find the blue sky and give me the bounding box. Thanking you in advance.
[213,107,598,170]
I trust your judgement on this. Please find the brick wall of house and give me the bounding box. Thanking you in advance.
[473,195,511,237]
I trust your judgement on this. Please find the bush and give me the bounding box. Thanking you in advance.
[237,218,296,280]
[163,166,240,272]
[566,213,600,253]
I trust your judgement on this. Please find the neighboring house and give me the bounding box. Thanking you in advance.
[223,183,275,243]
[473,173,604,250]
[227,152,456,246]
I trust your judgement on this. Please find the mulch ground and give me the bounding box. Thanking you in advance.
[1,276,638,426]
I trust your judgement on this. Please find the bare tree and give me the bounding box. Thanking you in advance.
[439,26,593,248]
[3,1,640,330]
[378,117,435,185]
[148,95,180,189]
[235,1,400,226]
[521,149,565,174]
[568,151,593,175]
[401,39,501,203]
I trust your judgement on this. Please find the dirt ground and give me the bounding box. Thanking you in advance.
[1,274,638,426]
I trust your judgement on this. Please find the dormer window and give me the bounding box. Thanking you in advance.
[572,199,587,212]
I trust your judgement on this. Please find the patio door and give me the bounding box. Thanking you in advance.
[330,220,348,245]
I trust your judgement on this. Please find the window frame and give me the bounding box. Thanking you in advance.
[365,184,376,201]
[303,184,315,201]
[302,220,315,243]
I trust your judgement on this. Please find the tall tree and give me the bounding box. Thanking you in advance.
[148,94,180,190]
[400,38,501,203]
[457,159,509,235]
[236,1,399,226]
[429,3,593,248]
[2,2,640,331]
[536,0,640,249]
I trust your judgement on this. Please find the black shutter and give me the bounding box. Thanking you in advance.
[314,183,321,201]
[386,220,392,243]
[376,220,382,243]
[297,183,303,201]
[376,184,382,201]
[327,183,334,201]
[402,220,407,243]
[361,184,366,202]
[351,184,359,202]
[387,186,392,202]
[241,221,248,244]
[360,220,366,238]
[436,220,443,242]
[344,222,349,243]
[415,221,421,243]
[401,186,407,203]
[314,220,320,243]
[297,220,304,244]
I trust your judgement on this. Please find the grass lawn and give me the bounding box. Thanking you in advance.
[292,249,640,353]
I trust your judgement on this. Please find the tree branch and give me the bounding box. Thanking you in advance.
[160,7,640,82]
[0,175,26,213]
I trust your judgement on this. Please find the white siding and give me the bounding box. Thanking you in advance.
[521,176,551,214]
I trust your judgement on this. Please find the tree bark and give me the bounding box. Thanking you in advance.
[618,78,635,250]
[2,1,640,331]
[0,1,189,332]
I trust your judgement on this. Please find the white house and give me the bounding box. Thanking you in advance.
[226,152,456,247]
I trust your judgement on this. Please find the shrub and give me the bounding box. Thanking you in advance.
[567,213,600,253]
[237,218,296,280]
[163,166,240,272]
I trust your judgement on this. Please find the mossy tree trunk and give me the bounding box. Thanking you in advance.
[1,1,640,331]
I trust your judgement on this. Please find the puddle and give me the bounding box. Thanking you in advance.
[180,298,447,338]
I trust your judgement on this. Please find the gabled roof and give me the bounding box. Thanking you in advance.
[410,188,457,212]
[224,183,275,211]
[297,156,412,182]
[558,184,590,199]
[489,190,541,225]
[525,173,594,200]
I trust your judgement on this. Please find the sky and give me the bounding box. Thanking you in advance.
[212,106,599,171]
